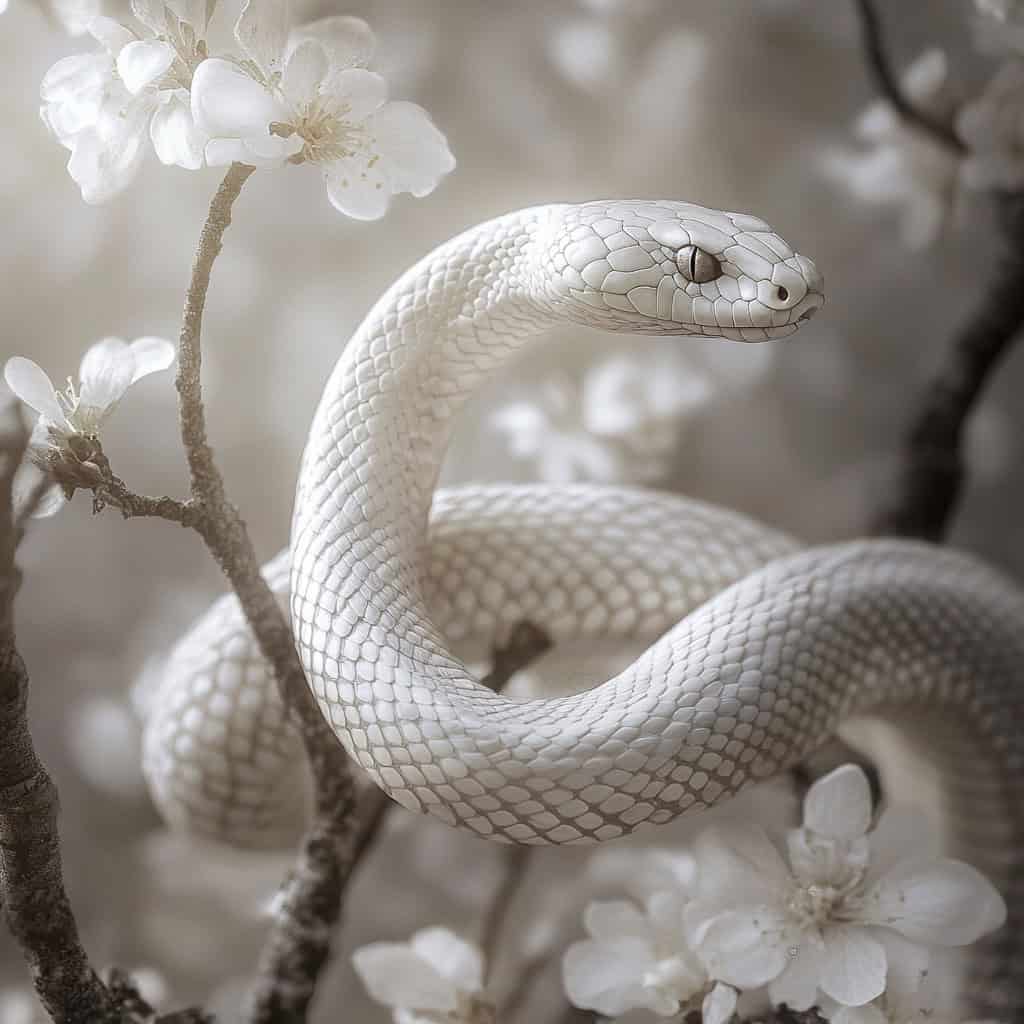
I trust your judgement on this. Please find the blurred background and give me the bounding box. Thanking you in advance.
[1,0,1021,1020]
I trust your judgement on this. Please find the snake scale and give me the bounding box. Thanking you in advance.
[143,201,1024,1014]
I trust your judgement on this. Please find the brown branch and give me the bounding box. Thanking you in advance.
[871,193,1024,540]
[0,405,120,1023]
[0,406,207,1024]
[850,0,1024,539]
[851,0,966,155]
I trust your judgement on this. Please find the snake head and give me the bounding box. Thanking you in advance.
[536,200,824,341]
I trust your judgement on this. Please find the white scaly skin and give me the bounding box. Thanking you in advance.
[144,201,1024,1014]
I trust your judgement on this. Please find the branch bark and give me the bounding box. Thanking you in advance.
[0,406,122,1023]
[850,0,1024,540]
[0,406,209,1024]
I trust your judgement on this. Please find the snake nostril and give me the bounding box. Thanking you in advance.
[777,286,789,303]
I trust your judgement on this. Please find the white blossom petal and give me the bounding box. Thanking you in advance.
[804,764,873,840]
[768,933,822,1011]
[352,941,459,1013]
[190,58,290,147]
[818,925,886,1006]
[66,102,150,204]
[280,40,328,104]
[130,0,167,35]
[367,100,455,197]
[291,15,375,69]
[563,937,656,1016]
[691,823,791,909]
[4,359,64,422]
[234,0,290,75]
[858,857,1007,945]
[865,805,940,884]
[788,829,869,889]
[409,928,483,994]
[12,458,66,520]
[871,929,929,1003]
[323,156,392,220]
[78,337,135,410]
[150,95,206,169]
[40,52,111,105]
[702,983,738,1024]
[325,67,388,122]
[584,901,652,942]
[691,907,790,988]
[88,15,137,54]
[127,337,175,382]
[826,1003,888,1024]
[116,40,175,94]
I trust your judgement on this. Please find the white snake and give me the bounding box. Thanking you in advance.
[143,201,1024,1014]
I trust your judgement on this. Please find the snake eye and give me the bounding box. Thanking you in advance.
[677,245,722,284]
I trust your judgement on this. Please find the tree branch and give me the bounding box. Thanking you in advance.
[871,192,1024,539]
[851,0,965,156]
[0,406,207,1024]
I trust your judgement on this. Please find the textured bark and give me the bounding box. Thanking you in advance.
[871,195,1024,539]
[0,406,208,1023]
[851,1,1024,540]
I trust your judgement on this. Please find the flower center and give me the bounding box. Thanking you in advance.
[274,99,369,165]
[787,883,846,929]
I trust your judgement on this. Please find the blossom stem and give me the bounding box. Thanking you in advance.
[0,405,208,1024]
[480,846,531,986]
[851,0,966,156]
[176,161,254,505]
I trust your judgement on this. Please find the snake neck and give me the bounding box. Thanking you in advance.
[294,207,556,533]
[290,208,561,701]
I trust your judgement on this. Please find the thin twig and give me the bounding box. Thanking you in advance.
[851,0,966,155]
[480,847,531,985]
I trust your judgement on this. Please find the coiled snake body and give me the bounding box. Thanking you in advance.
[144,201,1024,1013]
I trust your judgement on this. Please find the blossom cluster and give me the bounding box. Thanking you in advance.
[3,336,174,517]
[38,0,454,217]
[492,352,712,486]
[350,766,1006,1024]
[826,40,1024,247]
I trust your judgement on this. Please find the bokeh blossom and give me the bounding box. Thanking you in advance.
[685,765,1006,1010]
[958,61,1024,190]
[39,0,215,202]
[189,4,455,219]
[4,336,174,516]
[492,353,711,485]
[822,50,961,248]
[352,927,494,1024]
[563,882,737,1021]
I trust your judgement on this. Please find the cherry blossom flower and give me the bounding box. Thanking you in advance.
[4,336,174,516]
[958,61,1024,190]
[352,927,494,1024]
[685,765,1006,1011]
[492,353,711,485]
[822,51,961,248]
[189,3,455,219]
[975,0,1024,22]
[39,0,213,202]
[563,886,738,1022]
